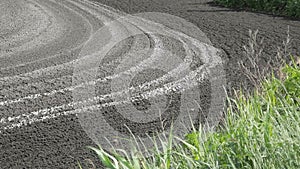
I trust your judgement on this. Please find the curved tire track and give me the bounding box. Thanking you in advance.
[1,0,222,167]
[1,0,299,168]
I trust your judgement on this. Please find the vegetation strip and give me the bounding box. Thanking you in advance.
[214,0,300,18]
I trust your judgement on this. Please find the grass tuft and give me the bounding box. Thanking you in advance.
[80,60,300,168]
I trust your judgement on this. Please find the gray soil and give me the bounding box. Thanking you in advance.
[0,0,299,168]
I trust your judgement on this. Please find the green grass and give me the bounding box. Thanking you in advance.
[214,0,300,18]
[80,60,300,169]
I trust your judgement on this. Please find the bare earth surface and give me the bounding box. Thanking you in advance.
[0,0,299,168]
